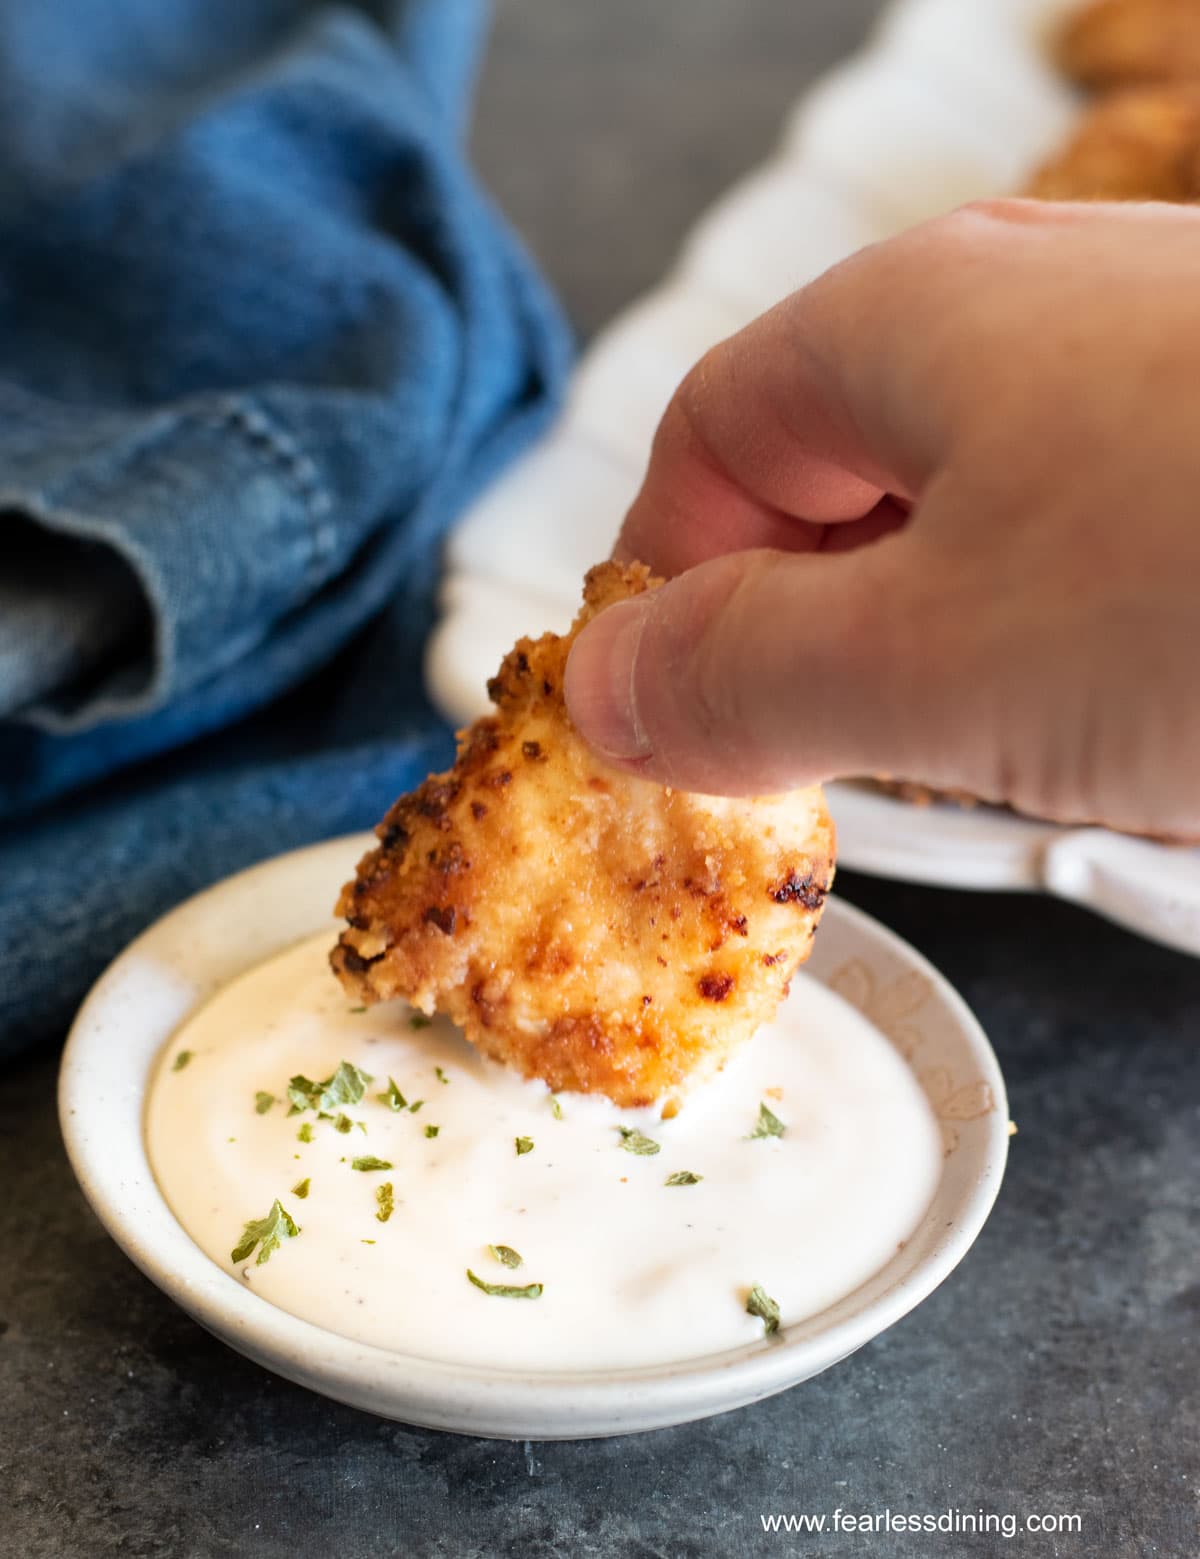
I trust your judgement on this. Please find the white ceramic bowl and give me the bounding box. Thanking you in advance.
[60,835,1008,1439]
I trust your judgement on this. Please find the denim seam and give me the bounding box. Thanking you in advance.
[202,394,335,580]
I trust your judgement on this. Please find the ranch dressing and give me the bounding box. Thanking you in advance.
[145,931,942,1371]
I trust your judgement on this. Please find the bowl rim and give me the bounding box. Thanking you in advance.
[59,834,1008,1438]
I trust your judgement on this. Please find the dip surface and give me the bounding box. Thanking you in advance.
[145,931,942,1371]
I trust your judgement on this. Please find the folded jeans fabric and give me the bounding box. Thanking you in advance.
[0,0,571,1058]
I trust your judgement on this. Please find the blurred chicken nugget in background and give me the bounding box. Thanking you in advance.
[1058,0,1200,91]
[1024,83,1200,199]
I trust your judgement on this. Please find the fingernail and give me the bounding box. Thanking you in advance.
[564,598,653,761]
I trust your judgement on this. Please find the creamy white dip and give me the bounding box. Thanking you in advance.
[145,931,942,1371]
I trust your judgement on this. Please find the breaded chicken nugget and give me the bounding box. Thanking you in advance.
[873,778,981,811]
[331,562,835,1110]
[1023,84,1200,200]
[1058,0,1200,91]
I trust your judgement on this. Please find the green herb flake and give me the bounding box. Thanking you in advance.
[361,1239,376,1245]
[550,1095,563,1121]
[409,1013,432,1030]
[349,1006,367,1014]
[171,1050,193,1072]
[334,1112,354,1135]
[291,1178,310,1200]
[318,1060,373,1112]
[297,1122,314,1144]
[351,1156,393,1172]
[435,1066,449,1084]
[618,1126,661,1156]
[408,1099,424,1114]
[746,1283,781,1336]
[665,1170,703,1186]
[747,1102,787,1141]
[286,1074,318,1115]
[230,1200,298,1267]
[378,1077,407,1112]
[466,1269,542,1300]
[375,1183,394,1223]
[488,1244,523,1270]
[287,1060,373,1116]
[424,1124,440,1139]
[515,1136,534,1157]
[254,1091,275,1115]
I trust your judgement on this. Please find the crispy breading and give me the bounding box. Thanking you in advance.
[331,562,835,1110]
[1057,0,1200,91]
[870,779,1197,843]
[1023,84,1200,201]
[873,778,980,810]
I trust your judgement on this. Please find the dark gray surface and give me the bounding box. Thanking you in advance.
[3,3,1198,1557]
[472,0,887,338]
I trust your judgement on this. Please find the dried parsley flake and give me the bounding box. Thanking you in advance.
[466,1269,542,1300]
[288,1060,372,1116]
[747,1103,787,1141]
[746,1284,781,1336]
[378,1077,407,1112]
[230,1200,298,1266]
[618,1126,660,1156]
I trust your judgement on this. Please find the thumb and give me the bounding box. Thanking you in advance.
[564,543,974,797]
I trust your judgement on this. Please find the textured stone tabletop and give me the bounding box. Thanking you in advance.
[3,3,1198,1556]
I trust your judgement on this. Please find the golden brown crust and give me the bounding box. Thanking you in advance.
[1023,84,1200,202]
[1057,0,1200,92]
[332,562,836,1109]
[871,778,1198,844]
[873,777,981,810]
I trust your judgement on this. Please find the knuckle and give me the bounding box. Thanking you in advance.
[660,350,723,461]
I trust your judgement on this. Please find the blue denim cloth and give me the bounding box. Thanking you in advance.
[0,0,571,1057]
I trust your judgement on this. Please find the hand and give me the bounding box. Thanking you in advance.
[564,200,1200,835]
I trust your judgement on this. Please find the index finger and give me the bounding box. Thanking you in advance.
[613,207,985,578]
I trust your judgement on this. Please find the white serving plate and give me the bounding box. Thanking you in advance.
[60,836,1007,1440]
[824,785,1200,957]
[426,0,1200,957]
